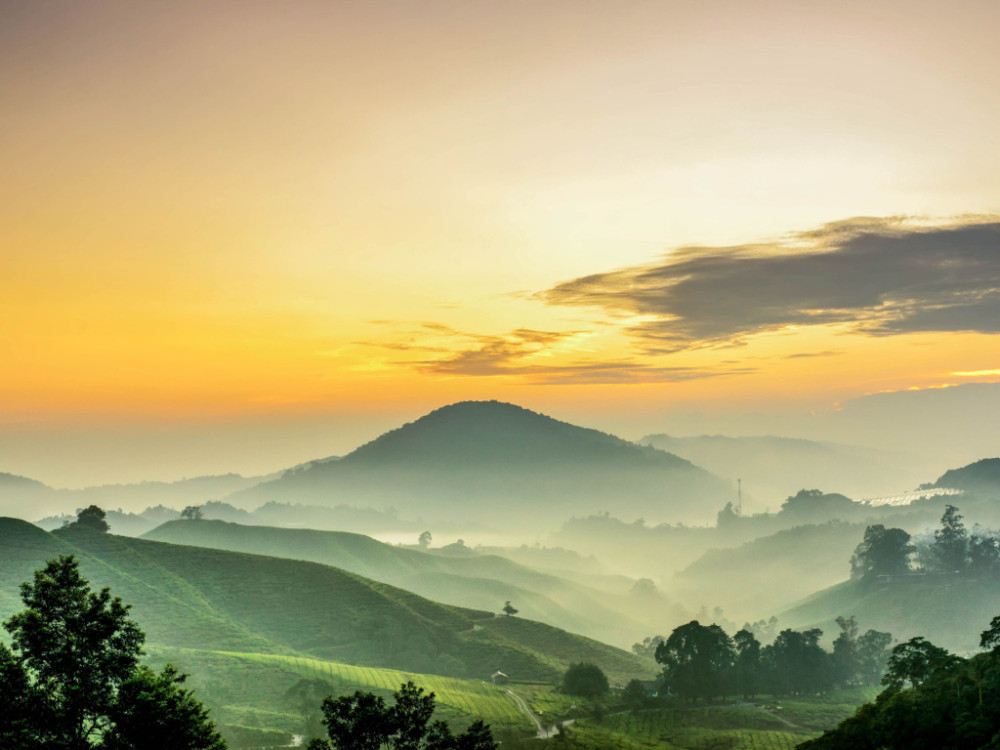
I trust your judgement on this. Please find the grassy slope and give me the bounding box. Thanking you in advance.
[671,522,866,620]
[1,519,652,684]
[532,689,877,750]
[143,520,652,647]
[780,575,1000,652]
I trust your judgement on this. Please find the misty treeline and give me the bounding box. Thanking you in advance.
[800,614,1000,749]
[645,615,892,702]
[851,504,1000,579]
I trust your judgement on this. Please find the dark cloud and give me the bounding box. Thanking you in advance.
[542,217,1000,352]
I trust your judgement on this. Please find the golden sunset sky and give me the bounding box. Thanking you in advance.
[3,0,1000,485]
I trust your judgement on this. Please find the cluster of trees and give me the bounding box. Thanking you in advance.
[801,618,1000,749]
[560,663,609,699]
[0,555,225,750]
[306,682,497,750]
[851,505,1000,579]
[655,616,893,702]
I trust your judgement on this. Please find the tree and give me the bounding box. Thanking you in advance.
[181,506,204,521]
[73,505,110,533]
[855,629,893,686]
[882,637,952,689]
[764,628,831,695]
[631,635,665,659]
[732,629,762,699]
[931,504,968,572]
[1,555,224,750]
[560,663,609,699]
[103,665,226,750]
[849,525,914,579]
[831,616,859,685]
[310,681,497,750]
[656,621,735,701]
[968,533,1000,577]
[622,679,648,711]
[418,531,432,549]
[501,601,518,617]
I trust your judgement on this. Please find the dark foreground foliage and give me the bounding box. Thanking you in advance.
[0,554,225,750]
[307,681,498,750]
[798,619,1000,749]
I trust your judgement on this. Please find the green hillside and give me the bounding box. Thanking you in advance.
[780,575,1000,652]
[671,521,866,619]
[0,518,652,685]
[143,519,668,647]
[226,401,730,526]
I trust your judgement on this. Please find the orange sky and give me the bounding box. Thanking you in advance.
[2,0,1000,485]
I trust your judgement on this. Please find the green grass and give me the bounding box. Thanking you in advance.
[529,691,879,750]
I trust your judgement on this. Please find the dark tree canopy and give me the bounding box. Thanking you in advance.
[0,555,224,750]
[560,663,609,699]
[799,621,1000,750]
[181,506,204,521]
[881,637,953,690]
[656,621,734,701]
[310,681,497,750]
[850,525,914,579]
[501,601,518,617]
[931,504,969,572]
[73,505,110,533]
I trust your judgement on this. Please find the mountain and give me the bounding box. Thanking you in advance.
[143,519,688,647]
[1,472,273,523]
[226,401,730,527]
[780,575,1000,653]
[0,518,650,684]
[639,434,924,508]
[931,457,1000,495]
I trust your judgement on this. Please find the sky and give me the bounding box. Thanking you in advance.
[2,0,1000,487]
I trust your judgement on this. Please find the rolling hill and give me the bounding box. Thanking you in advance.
[225,401,730,527]
[0,518,652,684]
[143,519,687,647]
[780,574,1000,653]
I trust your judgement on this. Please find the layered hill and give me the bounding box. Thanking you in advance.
[639,434,924,507]
[0,518,650,684]
[931,457,1000,496]
[226,401,729,526]
[0,471,270,522]
[780,575,1000,653]
[143,519,686,647]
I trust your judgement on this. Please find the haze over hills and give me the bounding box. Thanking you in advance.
[0,471,274,520]
[639,434,925,509]
[143,519,689,647]
[0,517,651,685]
[226,400,731,528]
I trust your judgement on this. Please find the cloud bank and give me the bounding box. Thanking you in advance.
[542,217,1000,352]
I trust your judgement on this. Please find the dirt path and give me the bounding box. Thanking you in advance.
[503,687,575,739]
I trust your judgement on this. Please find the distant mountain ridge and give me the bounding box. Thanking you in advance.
[640,433,926,506]
[227,401,730,526]
[931,457,1000,495]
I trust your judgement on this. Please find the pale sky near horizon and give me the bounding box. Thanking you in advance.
[3,0,1000,486]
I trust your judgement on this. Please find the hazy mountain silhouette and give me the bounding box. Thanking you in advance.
[227,401,730,526]
[640,433,924,507]
[931,457,1000,494]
